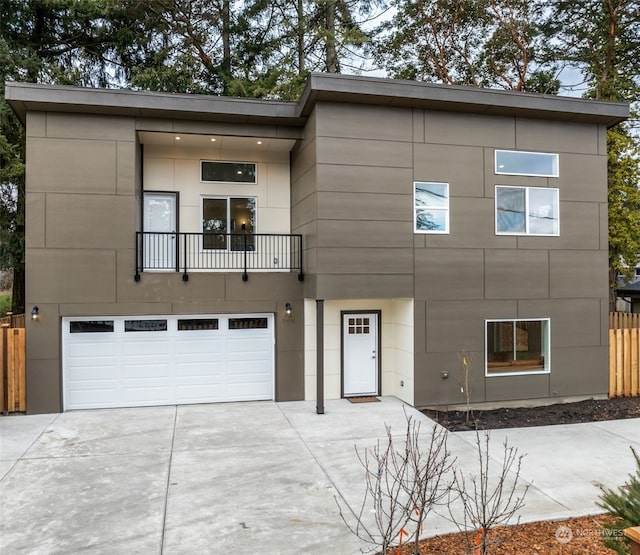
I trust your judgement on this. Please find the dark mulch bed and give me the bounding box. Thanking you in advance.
[404,398,640,554]
[422,396,640,432]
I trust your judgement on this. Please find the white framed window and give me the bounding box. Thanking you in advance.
[485,318,550,376]
[495,150,559,177]
[495,186,559,236]
[414,181,449,234]
[201,196,256,250]
[201,161,257,184]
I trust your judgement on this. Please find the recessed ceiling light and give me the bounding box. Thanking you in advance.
[257,140,263,145]
[175,136,181,140]
[210,138,216,142]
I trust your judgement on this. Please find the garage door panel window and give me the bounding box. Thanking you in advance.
[486,319,550,376]
[124,319,168,332]
[229,317,268,329]
[177,319,219,331]
[70,321,115,333]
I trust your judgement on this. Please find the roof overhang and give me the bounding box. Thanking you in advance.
[5,73,630,129]
[5,82,302,127]
[299,73,630,128]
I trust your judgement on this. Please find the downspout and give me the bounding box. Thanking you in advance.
[316,299,324,414]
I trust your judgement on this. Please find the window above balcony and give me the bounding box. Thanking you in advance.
[201,161,257,184]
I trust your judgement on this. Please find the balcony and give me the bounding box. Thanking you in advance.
[135,232,304,282]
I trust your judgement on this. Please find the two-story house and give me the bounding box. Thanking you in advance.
[6,74,628,414]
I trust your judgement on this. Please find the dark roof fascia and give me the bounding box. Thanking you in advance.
[298,73,629,128]
[4,81,302,127]
[618,279,640,295]
[6,74,630,129]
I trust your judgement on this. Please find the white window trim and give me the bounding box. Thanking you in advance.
[201,195,258,252]
[413,181,450,234]
[485,318,551,377]
[495,149,559,178]
[495,185,560,236]
[200,160,258,184]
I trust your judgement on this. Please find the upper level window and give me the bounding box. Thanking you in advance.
[496,186,559,236]
[495,150,559,177]
[414,182,449,234]
[201,161,256,184]
[202,196,256,250]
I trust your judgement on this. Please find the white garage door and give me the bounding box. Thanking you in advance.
[62,314,274,410]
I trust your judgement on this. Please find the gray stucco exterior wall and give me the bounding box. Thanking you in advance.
[23,111,304,413]
[292,100,610,407]
[8,75,626,412]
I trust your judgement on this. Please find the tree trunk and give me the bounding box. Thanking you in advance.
[297,0,305,74]
[11,267,25,314]
[325,0,338,72]
[221,0,232,91]
[610,267,619,312]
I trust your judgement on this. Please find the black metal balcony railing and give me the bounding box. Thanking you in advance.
[135,232,304,282]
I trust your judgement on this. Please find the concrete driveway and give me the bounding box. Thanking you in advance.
[1,397,639,554]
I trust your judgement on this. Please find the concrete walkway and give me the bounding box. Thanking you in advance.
[0,397,638,554]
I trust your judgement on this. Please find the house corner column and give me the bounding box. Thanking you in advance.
[316,299,324,415]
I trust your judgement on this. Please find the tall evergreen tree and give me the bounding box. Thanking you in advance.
[541,0,640,308]
[374,0,558,93]
[0,0,156,312]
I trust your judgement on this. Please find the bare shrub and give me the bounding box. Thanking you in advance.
[458,351,474,423]
[338,411,454,554]
[404,420,456,554]
[449,430,530,555]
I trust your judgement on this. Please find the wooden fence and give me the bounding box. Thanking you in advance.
[609,313,640,398]
[0,312,26,328]
[1,324,26,412]
[610,311,640,329]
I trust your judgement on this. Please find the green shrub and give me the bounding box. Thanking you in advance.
[597,447,640,554]
[0,294,11,317]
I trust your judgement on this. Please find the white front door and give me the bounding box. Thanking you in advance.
[143,192,177,269]
[343,312,379,397]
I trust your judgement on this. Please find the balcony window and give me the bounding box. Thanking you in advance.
[202,197,256,250]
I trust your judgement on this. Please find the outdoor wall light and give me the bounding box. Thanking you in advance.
[285,303,292,316]
[31,306,40,321]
